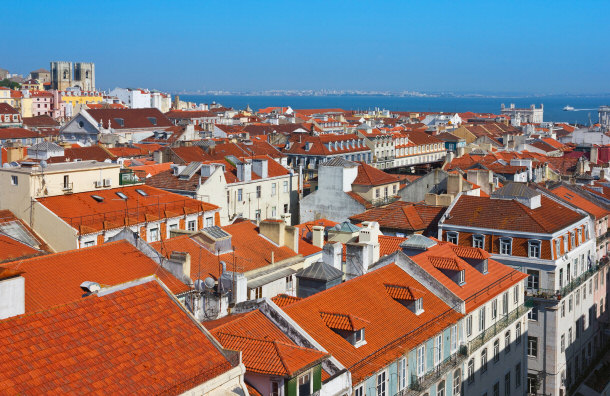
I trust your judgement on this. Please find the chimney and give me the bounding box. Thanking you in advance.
[167,251,192,281]
[236,161,252,182]
[447,173,463,195]
[0,269,25,320]
[259,219,286,247]
[359,222,380,263]
[312,225,324,248]
[323,242,343,271]
[345,242,371,280]
[281,212,292,225]
[252,158,268,178]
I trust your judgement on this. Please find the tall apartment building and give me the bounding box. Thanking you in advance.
[438,182,606,395]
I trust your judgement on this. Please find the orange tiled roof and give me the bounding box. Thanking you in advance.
[349,201,445,233]
[0,240,189,313]
[36,185,218,234]
[206,309,328,377]
[384,284,425,300]
[272,293,302,307]
[352,162,400,186]
[0,279,235,395]
[282,263,463,383]
[320,311,370,331]
[152,221,299,279]
[412,241,528,311]
[550,185,610,220]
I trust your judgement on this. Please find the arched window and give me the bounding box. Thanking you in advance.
[437,380,445,396]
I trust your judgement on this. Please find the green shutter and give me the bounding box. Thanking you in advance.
[313,365,322,392]
[286,376,297,396]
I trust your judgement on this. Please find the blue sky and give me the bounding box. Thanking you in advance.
[2,0,609,94]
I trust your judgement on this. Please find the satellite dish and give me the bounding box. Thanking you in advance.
[40,160,47,169]
[194,279,205,292]
[2,163,10,168]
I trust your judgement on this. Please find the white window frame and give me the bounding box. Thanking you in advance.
[528,240,541,258]
[435,334,442,366]
[376,370,386,396]
[500,238,512,255]
[473,234,484,249]
[446,232,458,244]
[399,357,407,390]
[417,345,426,377]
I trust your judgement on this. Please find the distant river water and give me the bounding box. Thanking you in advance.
[179,94,609,125]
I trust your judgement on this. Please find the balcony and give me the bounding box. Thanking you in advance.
[403,347,467,395]
[525,258,609,301]
[371,195,399,207]
[467,305,529,353]
[62,182,73,193]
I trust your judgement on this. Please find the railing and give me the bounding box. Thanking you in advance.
[62,182,73,192]
[371,195,399,207]
[405,348,467,395]
[525,259,609,301]
[467,305,529,353]
[597,230,610,244]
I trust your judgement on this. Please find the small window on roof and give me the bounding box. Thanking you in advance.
[135,188,148,196]
[91,195,104,202]
[116,192,128,199]
[147,117,157,125]
[114,118,124,127]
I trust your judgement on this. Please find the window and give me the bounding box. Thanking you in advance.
[493,382,499,396]
[63,175,70,189]
[479,306,486,331]
[481,348,488,373]
[271,381,280,396]
[503,292,509,315]
[492,299,498,319]
[355,328,364,344]
[473,235,484,249]
[516,322,522,344]
[237,188,243,201]
[437,380,445,396]
[375,188,380,198]
[527,374,537,394]
[256,185,261,198]
[515,363,521,388]
[435,334,442,366]
[504,372,511,396]
[272,206,277,218]
[505,331,511,354]
[528,240,541,258]
[560,268,564,288]
[450,325,457,352]
[399,358,407,390]
[568,327,572,343]
[459,270,465,285]
[187,220,196,231]
[513,285,519,304]
[417,345,425,377]
[376,371,386,396]
[467,359,474,384]
[255,209,261,222]
[299,372,312,396]
[271,183,277,196]
[466,315,472,336]
[83,240,95,247]
[561,334,565,352]
[286,276,293,291]
[527,337,538,357]
[527,270,539,290]
[251,287,262,299]
[569,296,573,312]
[10,175,17,186]
[149,227,159,242]
[447,232,458,244]
[576,288,580,306]
[453,370,461,396]
[500,238,512,255]
[384,186,388,197]
[354,385,363,396]
[493,339,500,362]
[283,180,289,193]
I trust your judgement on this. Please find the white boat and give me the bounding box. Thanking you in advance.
[563,105,575,111]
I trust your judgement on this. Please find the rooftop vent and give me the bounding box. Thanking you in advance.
[80,281,101,295]
[91,194,104,202]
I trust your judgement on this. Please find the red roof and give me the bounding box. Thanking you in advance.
[152,221,299,279]
[550,185,610,220]
[445,194,585,234]
[349,201,445,232]
[271,293,302,307]
[0,279,236,395]
[36,185,218,234]
[0,128,41,139]
[0,240,189,313]
[282,263,463,383]
[206,310,328,377]
[352,162,400,186]
[411,241,528,311]
[86,108,172,129]
[47,145,116,163]
[0,103,19,114]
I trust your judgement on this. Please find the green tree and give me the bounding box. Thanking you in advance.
[0,79,21,90]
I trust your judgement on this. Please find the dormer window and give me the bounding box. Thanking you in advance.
[500,238,512,255]
[355,328,365,344]
[570,232,576,248]
[528,240,541,258]
[459,270,465,285]
[414,297,423,314]
[114,118,124,127]
[555,238,562,257]
[472,234,484,249]
[384,284,425,315]
[319,312,369,347]
[446,232,458,244]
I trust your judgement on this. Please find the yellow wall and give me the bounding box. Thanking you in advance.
[61,93,103,113]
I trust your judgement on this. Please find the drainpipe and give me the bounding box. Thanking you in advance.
[542,304,548,395]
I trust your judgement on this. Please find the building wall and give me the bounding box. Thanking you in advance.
[179,363,247,396]
[0,276,25,320]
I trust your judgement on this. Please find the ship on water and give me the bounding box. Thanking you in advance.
[563,105,575,111]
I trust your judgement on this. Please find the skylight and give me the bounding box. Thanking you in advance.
[91,195,104,202]
[114,118,124,127]
[116,192,128,200]
[135,189,148,196]
[147,117,157,125]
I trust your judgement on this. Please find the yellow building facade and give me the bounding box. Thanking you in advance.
[60,91,103,114]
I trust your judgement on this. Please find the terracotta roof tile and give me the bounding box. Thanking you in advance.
[0,240,189,313]
[86,108,172,130]
[0,280,235,395]
[271,294,302,307]
[352,162,400,186]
